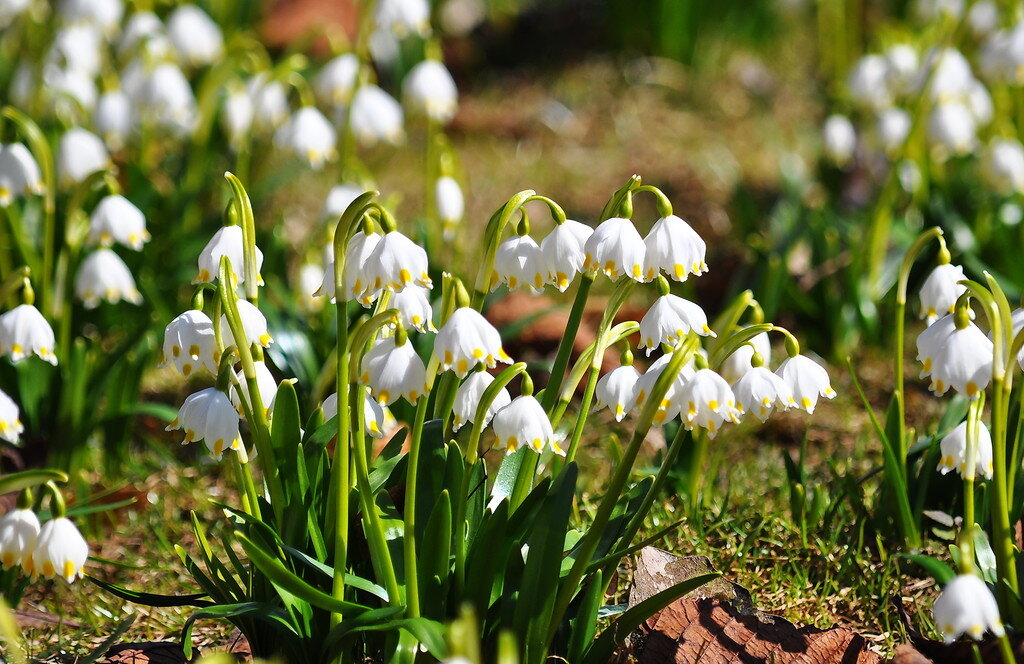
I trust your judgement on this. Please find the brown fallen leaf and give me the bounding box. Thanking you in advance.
[100,642,191,664]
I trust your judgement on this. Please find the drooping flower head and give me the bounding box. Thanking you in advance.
[24,517,88,583]
[0,388,23,444]
[74,248,143,308]
[274,107,337,170]
[220,300,273,349]
[0,508,39,568]
[160,309,218,377]
[583,217,646,281]
[436,176,464,241]
[933,574,1004,642]
[361,231,432,293]
[166,4,223,67]
[595,364,641,422]
[403,59,458,123]
[919,263,967,324]
[323,391,389,438]
[732,362,793,423]
[492,395,563,456]
[453,371,511,432]
[88,195,149,250]
[0,304,57,365]
[57,128,110,187]
[359,336,429,406]
[677,368,740,437]
[638,294,714,355]
[194,225,264,285]
[643,214,707,282]
[434,307,511,377]
[938,420,993,479]
[166,387,244,459]
[776,354,835,413]
[492,234,543,292]
[539,219,593,292]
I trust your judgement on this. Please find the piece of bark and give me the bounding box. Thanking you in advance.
[101,642,190,664]
[13,609,82,629]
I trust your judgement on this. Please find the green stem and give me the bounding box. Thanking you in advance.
[542,275,592,414]
[686,431,710,518]
[997,633,1017,664]
[402,395,429,618]
[960,399,981,574]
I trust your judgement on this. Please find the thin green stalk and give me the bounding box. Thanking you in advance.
[542,275,592,414]
[997,633,1017,664]
[402,395,429,618]
[960,399,981,574]
[686,431,710,518]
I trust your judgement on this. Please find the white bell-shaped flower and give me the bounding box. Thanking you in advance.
[732,366,793,422]
[88,195,149,250]
[322,183,365,221]
[877,108,911,156]
[167,387,244,459]
[314,53,359,107]
[44,65,98,118]
[0,304,57,365]
[118,11,163,55]
[938,420,993,479]
[316,231,384,306]
[539,219,592,292]
[452,371,511,432]
[919,263,966,324]
[138,63,197,133]
[322,391,388,438]
[933,575,1004,642]
[493,234,543,291]
[24,517,88,582]
[436,176,464,239]
[0,0,30,28]
[391,284,435,332]
[350,85,405,146]
[918,313,958,379]
[0,388,22,444]
[583,217,646,281]
[75,249,142,308]
[434,307,511,377]
[57,128,110,187]
[374,0,431,37]
[60,0,123,36]
[220,300,273,349]
[94,89,134,150]
[927,102,977,158]
[1008,308,1024,370]
[929,322,993,399]
[922,48,974,102]
[678,368,740,437]
[968,0,999,37]
[633,352,695,424]
[47,23,102,75]
[248,74,290,133]
[222,86,254,151]
[492,395,562,455]
[194,226,264,285]
[643,215,707,282]
[776,354,836,413]
[595,365,641,421]
[848,55,892,110]
[885,44,919,92]
[404,59,458,123]
[274,107,337,169]
[0,143,43,206]
[167,5,223,67]
[822,115,856,166]
[359,336,429,405]
[0,508,38,568]
[231,361,284,416]
[720,332,771,384]
[362,230,432,292]
[981,139,1024,196]
[638,295,714,355]
[160,309,217,377]
[968,80,993,125]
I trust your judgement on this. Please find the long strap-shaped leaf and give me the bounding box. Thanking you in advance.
[86,575,212,608]
[181,602,296,659]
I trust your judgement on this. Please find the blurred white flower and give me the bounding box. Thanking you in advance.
[274,107,337,169]
[25,517,88,582]
[221,300,273,349]
[539,219,593,292]
[0,508,38,568]
[167,387,244,459]
[139,63,197,133]
[436,176,464,239]
[350,85,404,146]
[776,354,835,413]
[314,53,359,107]
[981,139,1024,196]
[75,248,143,308]
[167,5,223,67]
[0,388,23,444]
[938,420,993,479]
[884,44,919,92]
[322,183,365,221]
[194,225,264,285]
[876,108,911,156]
[848,55,892,110]
[922,48,975,103]
[375,0,431,38]
[119,11,164,56]
[0,304,57,365]
[44,64,98,114]
[88,194,149,250]
[404,59,458,123]
[362,230,432,292]
[0,0,30,28]
[822,114,856,166]
[231,360,284,416]
[720,332,771,384]
[927,102,977,158]
[322,391,388,438]
[933,575,1003,642]
[493,234,543,291]
[919,263,966,324]
[643,214,708,281]
[391,284,435,332]
[914,0,963,22]
[583,217,646,281]
[492,395,562,455]
[969,1,1000,37]
[638,295,714,355]
[452,371,511,432]
[48,24,103,75]
[60,0,123,36]
[434,307,511,377]
[222,85,254,150]
[56,128,111,187]
[359,336,428,405]
[160,309,218,377]
[0,143,43,206]
[595,365,641,421]
[94,89,134,150]
[248,74,290,133]
[967,80,993,125]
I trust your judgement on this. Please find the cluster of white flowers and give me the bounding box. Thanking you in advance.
[0,508,88,584]
[824,6,1024,199]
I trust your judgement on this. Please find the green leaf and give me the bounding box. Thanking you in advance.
[490,447,528,505]
[0,469,68,495]
[582,573,719,664]
[86,575,212,607]
[181,602,295,659]
[271,380,302,459]
[900,553,956,585]
[237,533,372,616]
[418,490,452,618]
[567,570,604,662]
